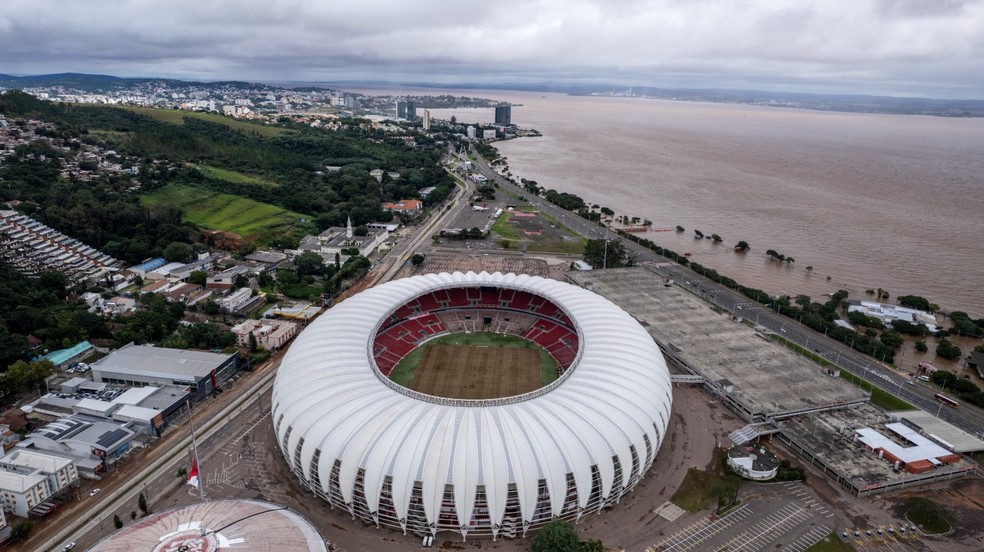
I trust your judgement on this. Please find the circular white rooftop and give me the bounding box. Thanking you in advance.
[272,271,672,539]
[87,499,328,551]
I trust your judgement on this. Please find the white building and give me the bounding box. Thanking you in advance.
[482,129,496,140]
[0,471,48,518]
[726,445,779,481]
[296,217,388,260]
[466,125,477,140]
[231,319,299,351]
[216,288,254,312]
[847,300,938,332]
[0,449,79,501]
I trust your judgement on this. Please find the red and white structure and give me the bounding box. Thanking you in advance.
[272,271,673,540]
[856,423,962,474]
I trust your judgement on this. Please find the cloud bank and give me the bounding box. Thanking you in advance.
[1,0,982,98]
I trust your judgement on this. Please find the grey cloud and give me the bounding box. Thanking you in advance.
[0,0,981,98]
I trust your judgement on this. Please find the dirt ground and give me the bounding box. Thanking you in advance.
[410,344,540,399]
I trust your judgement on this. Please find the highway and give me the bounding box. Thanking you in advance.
[470,149,984,439]
[367,166,475,286]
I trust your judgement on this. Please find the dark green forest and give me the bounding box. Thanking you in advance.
[0,90,454,261]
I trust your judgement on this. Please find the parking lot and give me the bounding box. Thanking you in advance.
[649,481,840,552]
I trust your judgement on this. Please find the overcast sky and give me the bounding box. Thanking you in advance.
[2,0,982,98]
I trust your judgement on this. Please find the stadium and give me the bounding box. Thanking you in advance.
[272,271,672,540]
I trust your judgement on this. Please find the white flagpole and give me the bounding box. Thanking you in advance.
[187,398,205,501]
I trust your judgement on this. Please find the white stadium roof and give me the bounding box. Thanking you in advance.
[272,271,672,539]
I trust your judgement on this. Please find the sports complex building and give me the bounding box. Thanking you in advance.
[272,271,673,540]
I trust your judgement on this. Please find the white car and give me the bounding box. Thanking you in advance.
[63,543,76,551]
[89,488,101,497]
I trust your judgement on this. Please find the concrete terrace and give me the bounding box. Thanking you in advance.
[567,267,868,421]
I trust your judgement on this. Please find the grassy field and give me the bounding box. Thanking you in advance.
[670,449,743,513]
[492,211,587,254]
[491,212,524,241]
[192,164,279,188]
[527,238,586,255]
[121,106,287,137]
[411,345,541,399]
[805,534,855,552]
[388,332,557,388]
[141,184,308,238]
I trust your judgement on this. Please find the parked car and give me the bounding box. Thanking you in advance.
[89,488,101,497]
[62,543,76,551]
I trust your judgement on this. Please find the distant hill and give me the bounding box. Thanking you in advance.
[0,72,265,92]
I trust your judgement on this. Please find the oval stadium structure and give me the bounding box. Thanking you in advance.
[272,271,672,540]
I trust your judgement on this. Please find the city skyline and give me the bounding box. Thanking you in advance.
[1,0,982,99]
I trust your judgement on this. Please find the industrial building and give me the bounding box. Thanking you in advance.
[90,343,238,400]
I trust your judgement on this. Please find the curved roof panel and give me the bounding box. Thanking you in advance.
[273,271,672,539]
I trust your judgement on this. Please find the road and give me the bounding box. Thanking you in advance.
[31,353,284,552]
[367,166,475,286]
[471,149,984,438]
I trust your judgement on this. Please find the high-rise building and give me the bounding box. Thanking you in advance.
[494,105,512,125]
[406,100,417,121]
[395,101,407,119]
[422,109,431,130]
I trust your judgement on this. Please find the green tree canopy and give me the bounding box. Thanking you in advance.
[296,252,325,276]
[530,520,579,552]
[163,241,192,263]
[583,238,627,269]
[188,270,207,286]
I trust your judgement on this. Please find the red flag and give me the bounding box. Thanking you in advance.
[188,459,200,488]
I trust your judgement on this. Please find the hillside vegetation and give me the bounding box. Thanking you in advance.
[140,185,310,239]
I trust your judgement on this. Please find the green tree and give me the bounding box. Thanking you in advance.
[880,331,904,349]
[138,492,149,515]
[10,521,33,542]
[915,340,928,352]
[898,295,933,312]
[580,539,604,552]
[531,520,579,552]
[131,511,137,521]
[936,338,961,360]
[411,253,425,266]
[163,242,192,263]
[202,300,220,315]
[296,252,325,276]
[113,514,123,529]
[188,270,207,286]
[583,238,627,269]
[5,359,53,391]
[735,240,750,252]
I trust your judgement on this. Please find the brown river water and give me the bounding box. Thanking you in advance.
[357,87,984,316]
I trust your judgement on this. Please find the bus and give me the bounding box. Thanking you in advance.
[934,393,959,408]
